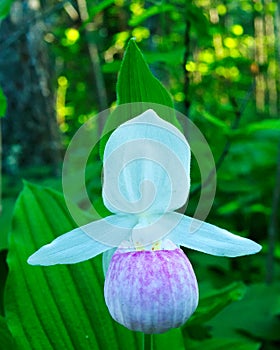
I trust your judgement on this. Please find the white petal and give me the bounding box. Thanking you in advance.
[84,214,138,247]
[102,109,190,214]
[166,212,262,257]
[27,228,110,266]
[28,214,138,266]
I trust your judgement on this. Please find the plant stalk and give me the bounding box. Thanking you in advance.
[143,334,153,350]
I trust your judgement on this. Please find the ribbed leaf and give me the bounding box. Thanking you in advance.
[5,183,141,350]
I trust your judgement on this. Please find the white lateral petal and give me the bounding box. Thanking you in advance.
[166,212,262,257]
[102,109,190,214]
[28,214,138,266]
[27,228,110,266]
[84,214,138,247]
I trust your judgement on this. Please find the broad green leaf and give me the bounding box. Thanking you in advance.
[0,316,16,349]
[117,38,174,110]
[208,283,280,341]
[100,38,180,157]
[102,49,185,74]
[0,0,13,20]
[129,4,175,26]
[187,338,261,350]
[5,183,141,350]
[0,87,7,117]
[186,282,246,326]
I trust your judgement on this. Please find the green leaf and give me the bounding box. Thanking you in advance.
[0,198,15,251]
[117,38,174,109]
[100,38,181,158]
[5,183,141,349]
[199,110,230,131]
[236,119,280,135]
[0,87,7,117]
[89,0,115,17]
[129,4,175,26]
[153,328,185,350]
[186,282,246,326]
[0,0,13,20]
[187,338,261,350]
[144,48,185,65]
[0,316,16,349]
[208,283,280,341]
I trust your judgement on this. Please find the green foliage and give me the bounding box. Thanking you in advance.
[0,198,14,251]
[129,4,175,27]
[0,87,7,117]
[186,282,246,326]
[0,316,15,350]
[116,38,178,125]
[208,283,280,341]
[1,0,280,348]
[5,183,141,349]
[187,338,261,350]
[99,38,181,157]
[0,0,14,20]
[3,182,244,349]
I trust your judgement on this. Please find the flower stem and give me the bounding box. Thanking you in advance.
[143,334,153,350]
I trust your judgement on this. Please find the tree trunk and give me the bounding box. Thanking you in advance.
[0,0,61,175]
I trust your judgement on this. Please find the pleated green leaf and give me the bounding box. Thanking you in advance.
[4,182,141,350]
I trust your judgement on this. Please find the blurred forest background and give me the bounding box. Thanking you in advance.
[0,0,280,349]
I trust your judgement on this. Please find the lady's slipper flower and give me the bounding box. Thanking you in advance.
[28,109,261,334]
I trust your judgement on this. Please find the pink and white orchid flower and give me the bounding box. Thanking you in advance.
[28,109,261,334]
